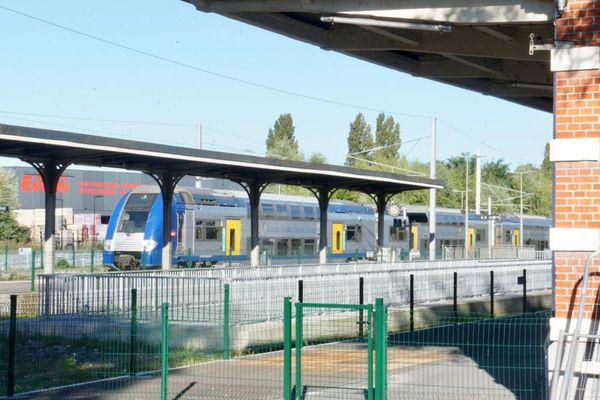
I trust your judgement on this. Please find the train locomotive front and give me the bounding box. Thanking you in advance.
[103,190,172,269]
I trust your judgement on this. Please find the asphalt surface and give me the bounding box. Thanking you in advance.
[0,280,32,294]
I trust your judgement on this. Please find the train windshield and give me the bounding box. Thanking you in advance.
[117,193,157,234]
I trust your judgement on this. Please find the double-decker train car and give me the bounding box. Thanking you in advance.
[407,206,551,257]
[103,186,406,269]
[103,186,550,269]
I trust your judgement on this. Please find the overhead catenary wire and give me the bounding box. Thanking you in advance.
[0,4,431,121]
[0,4,535,165]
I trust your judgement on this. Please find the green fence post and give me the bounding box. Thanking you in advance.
[40,247,43,270]
[3,241,7,272]
[31,249,36,292]
[90,247,95,273]
[367,306,373,400]
[187,248,192,269]
[223,283,230,360]
[283,297,292,400]
[160,302,169,400]
[375,298,387,400]
[7,294,17,397]
[72,246,76,268]
[129,288,138,376]
[295,303,303,400]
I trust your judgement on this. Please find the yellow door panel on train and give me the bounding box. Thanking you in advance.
[411,225,418,250]
[513,229,520,247]
[225,219,241,256]
[467,228,476,248]
[332,223,344,254]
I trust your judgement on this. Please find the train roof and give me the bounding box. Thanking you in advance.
[129,186,551,223]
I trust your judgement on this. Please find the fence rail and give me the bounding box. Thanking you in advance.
[1,248,103,271]
[38,259,551,323]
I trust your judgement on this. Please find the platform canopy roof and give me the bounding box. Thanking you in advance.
[184,0,554,112]
[0,123,442,194]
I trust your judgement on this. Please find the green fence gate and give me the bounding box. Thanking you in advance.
[283,297,387,400]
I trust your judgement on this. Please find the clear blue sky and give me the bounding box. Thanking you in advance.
[0,0,553,170]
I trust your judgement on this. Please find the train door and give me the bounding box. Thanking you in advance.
[332,223,344,254]
[513,229,520,247]
[225,219,241,256]
[467,228,476,248]
[185,210,195,254]
[410,225,418,251]
[176,212,184,254]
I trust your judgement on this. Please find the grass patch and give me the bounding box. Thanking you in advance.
[0,332,222,396]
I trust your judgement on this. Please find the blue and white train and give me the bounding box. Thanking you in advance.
[103,186,550,269]
[103,186,388,269]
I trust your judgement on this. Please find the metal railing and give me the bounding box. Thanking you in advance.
[39,259,551,323]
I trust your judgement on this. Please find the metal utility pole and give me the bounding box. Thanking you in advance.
[488,197,493,258]
[196,124,203,189]
[464,153,470,259]
[475,151,481,215]
[519,173,523,250]
[196,124,203,150]
[429,117,437,261]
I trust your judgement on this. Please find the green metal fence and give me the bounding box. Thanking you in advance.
[1,274,550,399]
[385,310,550,400]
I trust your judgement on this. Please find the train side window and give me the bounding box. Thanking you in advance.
[304,239,316,255]
[389,227,406,241]
[303,206,315,220]
[195,220,222,241]
[291,239,302,254]
[205,221,222,240]
[476,229,485,241]
[261,203,275,219]
[276,204,289,218]
[277,239,289,256]
[290,205,302,220]
[195,221,204,240]
[346,225,362,241]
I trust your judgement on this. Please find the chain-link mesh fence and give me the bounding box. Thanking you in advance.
[1,259,552,399]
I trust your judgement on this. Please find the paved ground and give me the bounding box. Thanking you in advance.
[0,280,32,295]
[15,340,526,400]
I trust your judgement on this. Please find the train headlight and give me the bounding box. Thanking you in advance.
[103,240,112,251]
[142,240,158,252]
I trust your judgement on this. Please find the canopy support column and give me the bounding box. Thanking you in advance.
[366,192,394,260]
[238,180,267,267]
[308,187,336,265]
[148,172,183,271]
[30,161,70,275]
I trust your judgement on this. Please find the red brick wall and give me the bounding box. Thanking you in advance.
[554,1,600,319]
[556,0,600,46]
[555,253,600,318]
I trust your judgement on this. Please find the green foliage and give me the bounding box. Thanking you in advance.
[309,152,327,164]
[55,258,71,269]
[266,113,300,159]
[0,168,29,243]
[345,113,373,167]
[374,113,400,162]
[541,142,552,179]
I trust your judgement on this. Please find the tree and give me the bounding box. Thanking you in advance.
[541,142,552,179]
[374,113,400,162]
[0,167,29,242]
[345,113,373,167]
[266,114,300,159]
[309,152,327,164]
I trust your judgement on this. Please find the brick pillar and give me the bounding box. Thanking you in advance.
[549,1,600,396]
